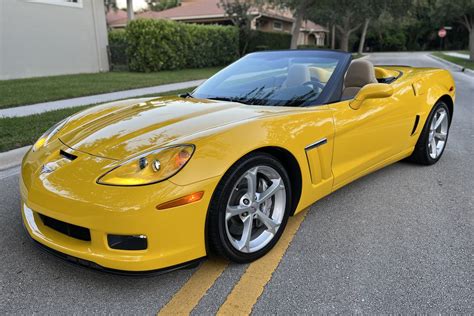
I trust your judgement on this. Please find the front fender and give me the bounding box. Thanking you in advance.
[169,107,336,214]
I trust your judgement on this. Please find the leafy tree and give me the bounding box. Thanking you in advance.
[104,0,118,13]
[308,0,364,52]
[219,0,264,55]
[440,0,474,60]
[357,0,411,54]
[145,0,180,12]
[269,0,318,49]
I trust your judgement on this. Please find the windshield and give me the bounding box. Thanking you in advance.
[192,50,345,107]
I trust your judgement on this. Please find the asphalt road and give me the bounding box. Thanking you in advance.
[1,52,473,314]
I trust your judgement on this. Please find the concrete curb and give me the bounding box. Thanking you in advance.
[0,79,205,118]
[429,54,474,77]
[0,146,30,171]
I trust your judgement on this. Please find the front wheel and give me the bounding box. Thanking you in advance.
[207,153,292,263]
[409,101,451,165]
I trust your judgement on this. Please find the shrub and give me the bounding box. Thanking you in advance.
[126,19,239,72]
[297,45,320,50]
[108,30,128,67]
[244,30,291,54]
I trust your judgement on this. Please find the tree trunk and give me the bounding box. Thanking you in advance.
[336,16,360,52]
[358,18,370,54]
[331,24,336,49]
[127,0,134,22]
[470,29,474,61]
[290,4,305,49]
[339,32,349,52]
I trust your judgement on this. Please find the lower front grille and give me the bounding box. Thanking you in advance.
[39,214,91,241]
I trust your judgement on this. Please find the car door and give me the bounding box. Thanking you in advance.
[329,87,416,190]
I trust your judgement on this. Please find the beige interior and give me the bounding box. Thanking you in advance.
[374,67,399,79]
[283,64,311,88]
[342,60,378,99]
[308,66,332,83]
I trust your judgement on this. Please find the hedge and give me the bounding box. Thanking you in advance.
[245,30,291,53]
[125,19,239,72]
[108,30,128,67]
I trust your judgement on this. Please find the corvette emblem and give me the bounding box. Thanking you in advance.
[40,163,56,174]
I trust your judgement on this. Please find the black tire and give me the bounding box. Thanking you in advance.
[207,153,292,263]
[408,101,451,165]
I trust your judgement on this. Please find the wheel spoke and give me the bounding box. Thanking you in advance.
[226,205,251,220]
[435,132,447,141]
[430,138,437,157]
[245,167,258,201]
[434,112,446,129]
[257,178,283,203]
[237,215,253,251]
[256,210,279,234]
[224,164,287,254]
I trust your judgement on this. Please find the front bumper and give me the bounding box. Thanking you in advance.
[20,145,220,272]
[26,233,204,276]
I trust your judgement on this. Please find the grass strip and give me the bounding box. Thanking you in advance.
[0,67,220,109]
[0,88,194,152]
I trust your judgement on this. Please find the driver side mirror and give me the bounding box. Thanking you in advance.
[350,83,394,110]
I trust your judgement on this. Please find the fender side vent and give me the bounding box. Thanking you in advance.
[411,115,420,136]
[60,149,77,161]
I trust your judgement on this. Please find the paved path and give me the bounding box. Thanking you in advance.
[0,52,472,314]
[444,52,470,60]
[0,79,204,118]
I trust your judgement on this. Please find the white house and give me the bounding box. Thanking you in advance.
[0,0,109,80]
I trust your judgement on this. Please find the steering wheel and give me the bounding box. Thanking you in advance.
[302,80,325,91]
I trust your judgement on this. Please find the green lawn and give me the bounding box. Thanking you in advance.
[432,52,474,70]
[0,68,220,109]
[0,88,194,153]
[352,53,364,59]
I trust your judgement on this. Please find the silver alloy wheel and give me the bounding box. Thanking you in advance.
[428,107,449,159]
[225,165,286,253]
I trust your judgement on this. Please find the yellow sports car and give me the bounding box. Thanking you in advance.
[21,50,455,274]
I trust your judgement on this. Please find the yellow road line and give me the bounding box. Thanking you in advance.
[158,259,228,316]
[217,210,308,315]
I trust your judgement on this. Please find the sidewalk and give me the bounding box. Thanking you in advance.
[0,146,30,171]
[444,52,470,60]
[429,54,474,77]
[0,79,205,118]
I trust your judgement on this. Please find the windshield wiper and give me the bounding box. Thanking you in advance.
[207,96,250,105]
[179,92,194,99]
[207,96,234,102]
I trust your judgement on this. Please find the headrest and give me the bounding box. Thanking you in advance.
[344,59,377,88]
[285,64,310,88]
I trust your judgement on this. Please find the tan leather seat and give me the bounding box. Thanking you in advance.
[283,64,310,88]
[342,60,377,99]
[308,66,332,83]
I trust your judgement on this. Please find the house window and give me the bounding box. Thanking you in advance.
[26,0,83,8]
[316,34,324,46]
[273,21,283,31]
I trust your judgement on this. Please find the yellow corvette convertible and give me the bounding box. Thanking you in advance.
[21,50,455,274]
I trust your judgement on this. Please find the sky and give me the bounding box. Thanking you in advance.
[116,0,148,10]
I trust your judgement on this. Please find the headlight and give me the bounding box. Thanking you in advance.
[32,118,69,152]
[97,145,195,186]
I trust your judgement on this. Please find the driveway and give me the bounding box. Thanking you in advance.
[1,52,472,314]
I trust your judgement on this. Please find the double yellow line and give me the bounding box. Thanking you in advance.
[158,210,307,315]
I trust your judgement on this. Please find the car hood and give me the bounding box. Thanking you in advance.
[58,96,286,160]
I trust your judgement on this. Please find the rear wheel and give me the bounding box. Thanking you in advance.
[207,153,292,263]
[409,101,450,165]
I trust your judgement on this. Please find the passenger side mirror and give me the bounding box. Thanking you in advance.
[350,83,394,110]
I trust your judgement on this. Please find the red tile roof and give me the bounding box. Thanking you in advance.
[106,10,128,27]
[106,0,328,32]
[140,0,225,19]
[301,20,327,32]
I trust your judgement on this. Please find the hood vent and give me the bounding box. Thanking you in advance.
[59,149,77,161]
